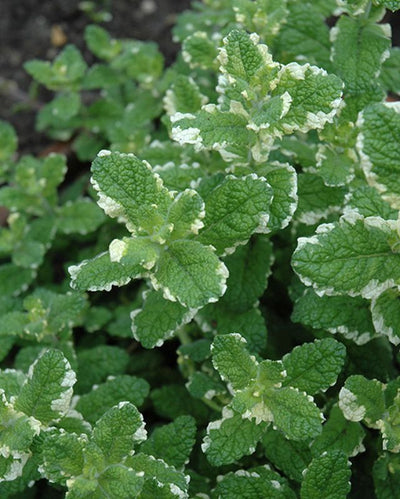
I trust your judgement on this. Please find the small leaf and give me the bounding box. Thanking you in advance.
[57,198,105,235]
[339,375,385,424]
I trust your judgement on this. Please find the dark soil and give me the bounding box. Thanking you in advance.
[0,0,191,154]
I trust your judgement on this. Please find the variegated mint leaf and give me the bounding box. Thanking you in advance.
[282,338,346,395]
[197,174,273,255]
[300,451,351,499]
[339,375,385,424]
[211,334,258,390]
[15,349,76,424]
[380,47,400,94]
[262,428,312,483]
[56,198,105,235]
[374,0,400,11]
[373,453,400,499]
[164,74,208,115]
[213,465,296,498]
[151,240,228,308]
[91,150,172,234]
[316,144,356,187]
[40,430,85,485]
[267,387,323,441]
[270,63,343,135]
[171,106,256,163]
[379,391,400,452]
[292,213,400,299]
[311,404,366,458]
[92,402,146,464]
[181,31,219,70]
[166,189,205,239]
[357,103,400,209]
[109,237,160,269]
[345,185,398,220]
[131,289,196,348]
[69,251,144,292]
[371,288,400,345]
[292,288,376,345]
[202,407,268,466]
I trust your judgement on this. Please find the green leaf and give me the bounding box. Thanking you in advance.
[371,288,400,345]
[373,453,400,499]
[181,31,219,70]
[262,428,312,482]
[152,239,228,308]
[282,338,346,395]
[345,185,398,220]
[374,0,400,11]
[339,375,385,423]
[75,375,149,425]
[311,404,366,458]
[186,371,226,400]
[166,189,205,239]
[292,213,400,299]
[358,103,400,209]
[379,47,400,94]
[197,175,273,255]
[0,263,35,297]
[36,92,81,135]
[93,402,146,463]
[91,150,172,234]
[268,387,323,440]
[40,430,85,484]
[292,288,376,345]
[300,451,351,499]
[140,415,196,468]
[202,407,267,466]
[85,25,122,61]
[24,45,87,91]
[316,145,355,187]
[57,198,105,235]
[0,120,17,162]
[213,465,296,498]
[211,334,257,390]
[15,349,76,424]
[164,75,208,115]
[131,289,195,348]
[69,251,144,292]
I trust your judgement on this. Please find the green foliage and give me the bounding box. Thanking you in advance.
[2,0,400,496]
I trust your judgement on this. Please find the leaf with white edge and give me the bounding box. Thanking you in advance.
[0,370,26,399]
[222,236,273,312]
[40,430,85,485]
[57,198,105,235]
[197,175,273,255]
[331,17,390,102]
[345,185,398,220]
[311,404,366,458]
[0,263,35,297]
[152,239,228,308]
[211,333,257,390]
[213,465,296,499]
[292,288,376,345]
[292,213,400,299]
[15,349,76,424]
[262,427,312,483]
[375,0,400,11]
[260,162,298,232]
[140,415,196,468]
[339,375,385,424]
[164,74,208,115]
[371,288,400,345]
[181,31,219,70]
[316,145,356,187]
[295,173,346,225]
[202,407,267,466]
[268,387,323,440]
[109,236,160,270]
[0,391,39,473]
[357,103,400,209]
[125,453,189,498]
[186,371,226,400]
[69,251,144,292]
[300,451,351,499]
[132,289,196,349]
[379,391,400,452]
[91,150,172,233]
[373,453,400,499]
[93,402,146,463]
[282,338,346,395]
[166,189,205,239]
[270,63,343,135]
[75,375,149,425]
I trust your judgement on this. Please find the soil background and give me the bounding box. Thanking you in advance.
[0,0,191,154]
[0,0,399,155]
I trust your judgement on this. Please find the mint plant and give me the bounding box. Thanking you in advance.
[1,0,400,497]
